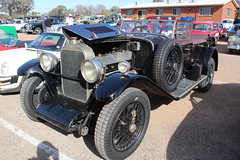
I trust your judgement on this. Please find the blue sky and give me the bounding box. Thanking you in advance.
[33,0,172,13]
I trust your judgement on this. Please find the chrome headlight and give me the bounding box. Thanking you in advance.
[118,61,130,74]
[39,52,58,72]
[1,62,9,75]
[81,59,104,83]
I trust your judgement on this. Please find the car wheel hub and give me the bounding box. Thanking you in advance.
[129,123,137,133]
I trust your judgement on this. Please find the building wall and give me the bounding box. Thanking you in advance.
[221,1,237,20]
[121,1,237,22]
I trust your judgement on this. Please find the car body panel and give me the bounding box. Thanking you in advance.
[221,19,234,31]
[0,32,66,93]
[192,21,219,41]
[227,32,240,51]
[227,24,240,38]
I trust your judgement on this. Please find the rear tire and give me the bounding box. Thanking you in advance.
[153,39,184,92]
[94,87,150,160]
[198,58,215,92]
[20,27,26,33]
[34,27,42,34]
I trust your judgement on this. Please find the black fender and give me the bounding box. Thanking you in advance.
[95,73,173,103]
[17,58,58,95]
[201,47,218,75]
[18,58,42,76]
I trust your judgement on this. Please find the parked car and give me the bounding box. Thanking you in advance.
[227,30,240,54]
[77,15,100,24]
[193,21,219,46]
[25,17,64,34]
[0,32,67,93]
[227,24,240,38]
[14,19,29,32]
[2,19,29,32]
[212,22,227,38]
[0,26,32,51]
[25,20,44,34]
[18,20,218,160]
[221,19,234,31]
[0,33,32,51]
[50,22,67,31]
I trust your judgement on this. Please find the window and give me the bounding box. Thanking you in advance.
[138,10,146,16]
[222,19,234,23]
[199,8,213,15]
[126,10,134,16]
[173,8,181,15]
[156,9,163,15]
[138,10,147,19]
[226,8,231,17]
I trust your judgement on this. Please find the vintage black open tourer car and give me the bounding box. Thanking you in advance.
[18,19,218,160]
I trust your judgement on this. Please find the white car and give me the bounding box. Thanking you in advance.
[221,19,234,31]
[0,32,67,93]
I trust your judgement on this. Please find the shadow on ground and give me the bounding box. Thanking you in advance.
[28,141,60,160]
[167,83,240,159]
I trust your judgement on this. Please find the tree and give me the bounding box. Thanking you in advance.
[48,5,69,16]
[18,0,34,16]
[109,6,121,15]
[31,11,41,16]
[75,4,95,15]
[95,4,109,16]
[0,0,34,17]
[0,0,16,17]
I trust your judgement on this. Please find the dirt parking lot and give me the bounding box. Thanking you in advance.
[18,32,39,41]
[0,34,239,159]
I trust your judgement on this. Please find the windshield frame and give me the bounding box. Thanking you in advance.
[28,32,66,52]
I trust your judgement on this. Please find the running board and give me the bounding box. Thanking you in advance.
[170,75,207,100]
[36,95,88,132]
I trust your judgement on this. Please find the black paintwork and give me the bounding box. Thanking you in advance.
[36,95,88,132]
[17,59,59,95]
[62,23,126,41]
[18,23,219,137]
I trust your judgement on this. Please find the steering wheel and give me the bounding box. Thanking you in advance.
[132,26,150,33]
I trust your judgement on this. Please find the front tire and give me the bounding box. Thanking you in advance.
[20,76,50,121]
[94,88,150,160]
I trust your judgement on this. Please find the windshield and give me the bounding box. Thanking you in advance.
[193,24,209,31]
[0,33,17,47]
[222,20,233,23]
[28,33,65,51]
[120,19,175,38]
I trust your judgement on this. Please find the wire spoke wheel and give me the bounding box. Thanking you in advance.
[94,87,150,160]
[153,39,183,92]
[164,49,181,85]
[198,58,215,92]
[112,101,145,151]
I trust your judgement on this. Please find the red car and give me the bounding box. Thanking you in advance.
[212,22,227,38]
[193,21,220,45]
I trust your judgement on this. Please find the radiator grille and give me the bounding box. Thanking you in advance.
[60,50,91,103]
